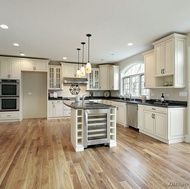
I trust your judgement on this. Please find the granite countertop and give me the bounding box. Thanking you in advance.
[49,96,187,108]
[63,101,115,109]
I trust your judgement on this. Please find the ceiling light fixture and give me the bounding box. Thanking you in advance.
[80,42,86,76]
[86,34,92,73]
[76,48,81,78]
[63,57,67,60]
[13,43,19,46]
[128,42,133,46]
[0,24,8,29]
[20,52,25,56]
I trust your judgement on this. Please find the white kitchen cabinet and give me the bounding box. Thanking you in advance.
[20,59,49,72]
[99,65,120,90]
[48,100,64,118]
[143,50,155,88]
[0,111,20,122]
[48,65,62,90]
[137,105,144,130]
[112,101,127,127]
[152,33,186,88]
[109,65,119,90]
[140,105,186,144]
[62,63,78,78]
[0,57,20,79]
[63,102,71,117]
[99,65,109,90]
[87,68,99,90]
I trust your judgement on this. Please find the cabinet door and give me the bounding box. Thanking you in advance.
[20,59,34,71]
[48,66,61,89]
[155,43,164,75]
[10,59,20,79]
[48,101,54,117]
[144,50,155,88]
[138,105,144,130]
[109,66,119,90]
[54,101,64,117]
[144,111,154,134]
[87,68,99,90]
[99,65,109,90]
[62,63,77,77]
[154,112,167,139]
[164,39,174,75]
[34,60,48,72]
[0,58,20,79]
[0,58,9,78]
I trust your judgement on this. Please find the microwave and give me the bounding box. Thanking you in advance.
[0,97,19,111]
[0,79,20,96]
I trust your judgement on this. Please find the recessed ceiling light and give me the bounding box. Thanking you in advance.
[128,43,133,46]
[13,43,19,46]
[0,24,8,29]
[20,53,25,56]
[63,57,67,60]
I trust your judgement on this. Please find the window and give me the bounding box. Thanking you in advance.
[122,64,149,97]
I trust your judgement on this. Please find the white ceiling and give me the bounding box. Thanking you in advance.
[0,0,190,64]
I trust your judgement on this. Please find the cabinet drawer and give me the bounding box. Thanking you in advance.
[0,112,20,119]
[143,106,167,113]
[64,110,71,116]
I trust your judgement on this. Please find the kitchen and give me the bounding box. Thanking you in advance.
[1,0,190,188]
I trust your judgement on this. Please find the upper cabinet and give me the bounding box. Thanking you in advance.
[109,65,119,90]
[62,63,77,78]
[143,50,155,88]
[99,65,119,91]
[87,68,99,90]
[20,59,49,72]
[48,65,62,90]
[152,33,186,88]
[0,57,20,79]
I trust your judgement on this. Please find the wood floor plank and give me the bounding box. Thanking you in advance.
[0,118,190,189]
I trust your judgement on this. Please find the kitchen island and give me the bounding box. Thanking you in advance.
[64,101,117,152]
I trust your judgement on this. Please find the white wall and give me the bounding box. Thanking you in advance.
[22,72,47,119]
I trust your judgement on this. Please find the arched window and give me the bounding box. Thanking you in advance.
[121,63,149,97]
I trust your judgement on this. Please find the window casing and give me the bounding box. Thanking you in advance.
[122,64,149,97]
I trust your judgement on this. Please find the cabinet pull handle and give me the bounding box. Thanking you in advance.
[152,108,156,110]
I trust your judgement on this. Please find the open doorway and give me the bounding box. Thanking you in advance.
[22,72,47,119]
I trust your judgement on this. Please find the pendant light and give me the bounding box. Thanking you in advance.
[86,34,92,73]
[76,48,81,78]
[80,42,86,76]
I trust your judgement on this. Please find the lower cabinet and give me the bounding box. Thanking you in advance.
[0,111,20,122]
[139,105,186,144]
[48,100,64,118]
[112,101,127,127]
[48,100,71,119]
[101,100,127,127]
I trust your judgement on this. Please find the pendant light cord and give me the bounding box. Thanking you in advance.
[86,34,91,62]
[81,42,85,64]
[77,48,80,69]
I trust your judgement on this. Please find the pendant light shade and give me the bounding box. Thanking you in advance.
[86,34,92,73]
[80,42,86,76]
[76,48,81,78]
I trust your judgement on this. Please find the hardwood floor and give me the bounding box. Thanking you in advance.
[0,118,190,189]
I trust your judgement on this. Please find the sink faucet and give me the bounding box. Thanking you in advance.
[82,94,90,104]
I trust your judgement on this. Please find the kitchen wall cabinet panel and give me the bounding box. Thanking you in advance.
[99,65,119,90]
[48,65,62,90]
[143,50,155,88]
[87,68,99,90]
[109,65,119,90]
[0,57,20,79]
[152,33,186,88]
[62,63,77,78]
[21,59,49,72]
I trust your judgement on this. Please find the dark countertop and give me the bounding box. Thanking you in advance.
[49,96,187,108]
[63,101,115,110]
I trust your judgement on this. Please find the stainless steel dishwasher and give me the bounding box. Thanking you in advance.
[127,103,138,129]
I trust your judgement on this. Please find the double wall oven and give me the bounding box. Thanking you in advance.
[0,79,20,111]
